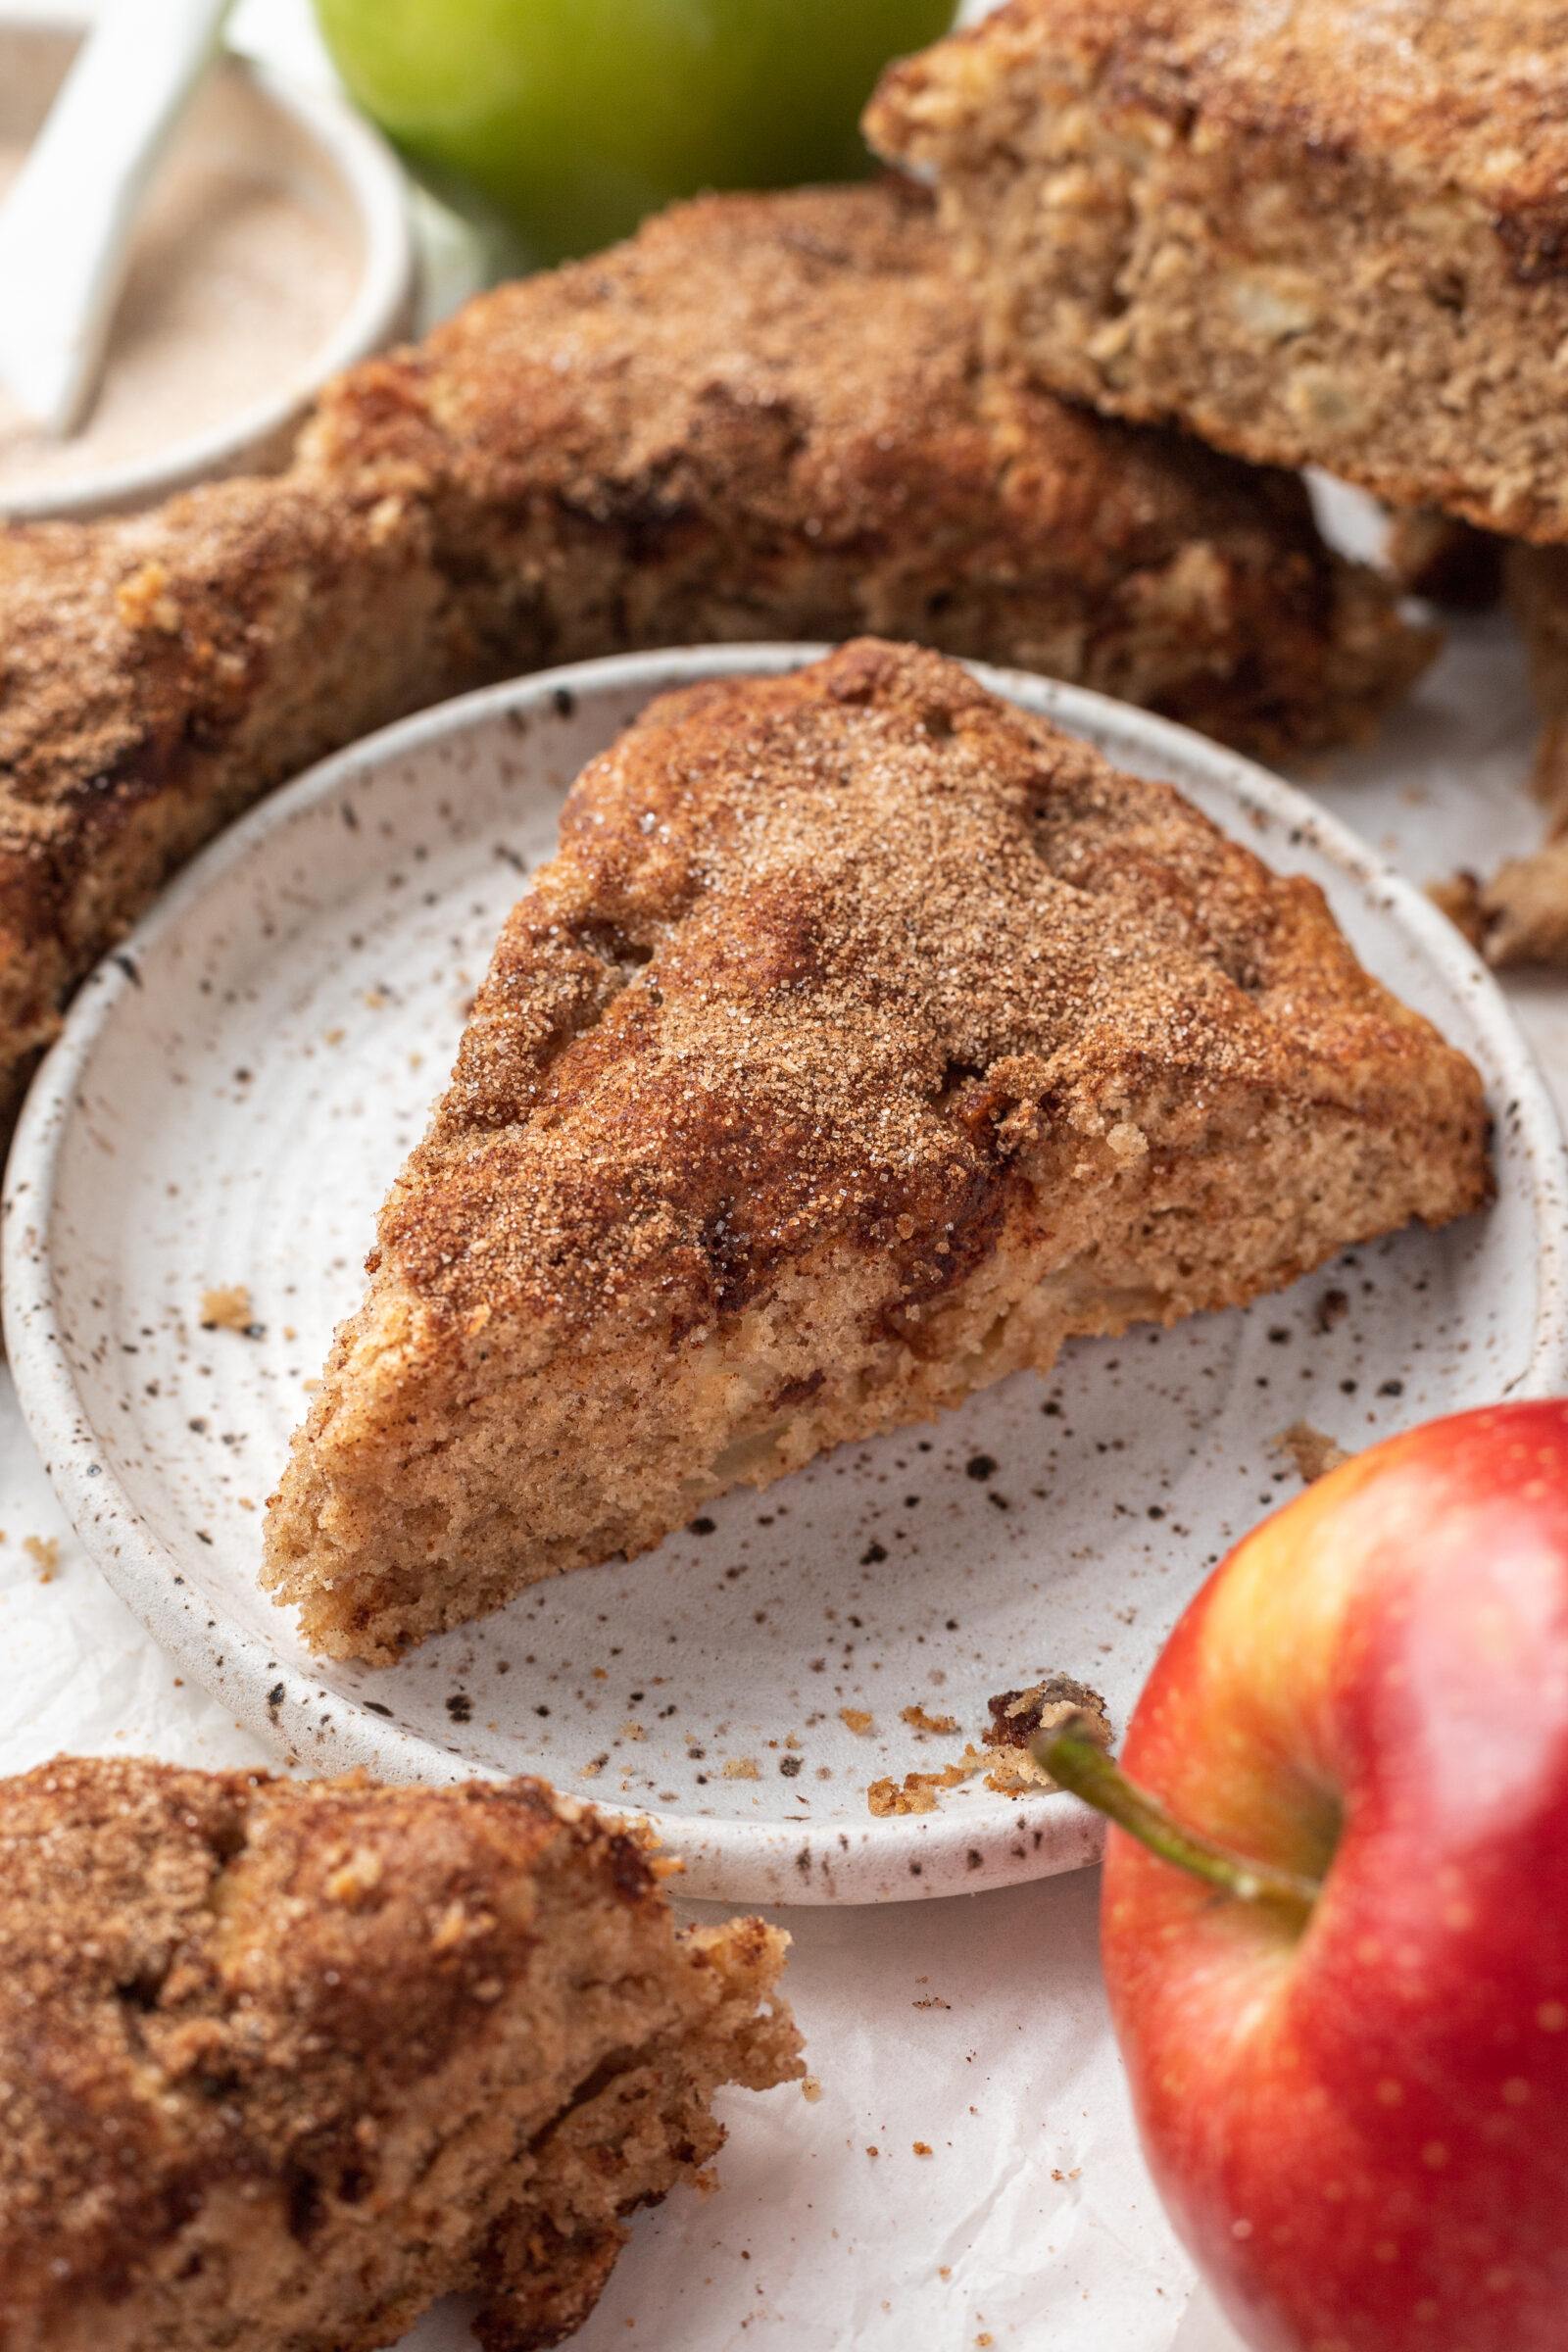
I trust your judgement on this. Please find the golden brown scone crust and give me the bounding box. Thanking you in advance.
[265,640,1487,1662]
[0,180,1425,1133]
[875,0,1568,228]
[0,1756,799,2352]
[866,0,1568,539]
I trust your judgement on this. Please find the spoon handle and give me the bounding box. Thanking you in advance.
[0,0,236,437]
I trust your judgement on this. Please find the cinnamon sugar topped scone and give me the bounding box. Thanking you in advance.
[264,640,1487,1664]
[0,1755,800,2352]
[866,0,1568,543]
[0,179,1427,1137]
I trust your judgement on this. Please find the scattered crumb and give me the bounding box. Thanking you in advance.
[363,989,386,1010]
[1427,871,1487,949]
[901,1704,959,1734]
[282,1325,297,1341]
[840,1708,874,1735]
[913,2142,934,2157]
[867,1775,935,1817]
[865,2146,879,2159]
[939,2268,952,2280]
[867,1744,988,1817]
[199,1285,256,1333]
[621,1721,646,1741]
[982,1677,1112,1791]
[802,2077,823,2103]
[646,1854,685,1881]
[237,1497,255,1511]
[580,1760,603,1779]
[1277,1421,1352,1483]
[722,1757,760,1780]
[913,1994,952,2010]
[23,1535,59,1583]
[322,1026,345,1046]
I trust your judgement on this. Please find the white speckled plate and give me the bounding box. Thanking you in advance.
[7,648,1566,1903]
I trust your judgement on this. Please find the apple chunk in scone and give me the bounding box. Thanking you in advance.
[264,639,1488,1662]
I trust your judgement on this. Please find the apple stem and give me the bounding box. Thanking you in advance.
[1034,1716,1322,1919]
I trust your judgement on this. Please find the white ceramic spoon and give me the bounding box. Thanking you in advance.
[0,0,235,437]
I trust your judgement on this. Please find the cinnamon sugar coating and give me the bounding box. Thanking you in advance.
[0,1756,799,2352]
[866,0,1568,539]
[266,641,1487,1661]
[0,180,1424,1133]
[875,0,1568,231]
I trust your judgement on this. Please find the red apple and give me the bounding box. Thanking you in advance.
[1048,1399,1568,2352]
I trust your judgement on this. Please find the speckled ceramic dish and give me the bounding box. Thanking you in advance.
[7,648,1566,1903]
[0,16,412,518]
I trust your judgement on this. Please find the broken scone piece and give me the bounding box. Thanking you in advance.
[0,1757,800,2352]
[866,0,1568,542]
[265,639,1487,1663]
[982,1675,1114,1791]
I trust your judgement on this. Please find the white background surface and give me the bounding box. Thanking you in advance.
[0,4,1564,2348]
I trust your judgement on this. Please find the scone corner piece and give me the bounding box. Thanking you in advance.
[865,0,1568,544]
[265,637,1488,1664]
[0,1754,801,2352]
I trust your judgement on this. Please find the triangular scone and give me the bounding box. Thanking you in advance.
[265,641,1488,1662]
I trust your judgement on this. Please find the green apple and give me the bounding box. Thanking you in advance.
[315,0,959,268]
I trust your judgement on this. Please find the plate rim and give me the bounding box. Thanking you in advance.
[6,644,1566,1904]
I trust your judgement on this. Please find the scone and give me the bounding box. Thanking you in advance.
[0,1756,800,2352]
[264,640,1488,1663]
[0,179,1429,1135]
[866,0,1568,543]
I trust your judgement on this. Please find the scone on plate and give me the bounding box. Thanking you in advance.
[264,640,1488,1664]
[0,1756,800,2352]
[0,178,1428,1139]
[866,0,1568,543]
